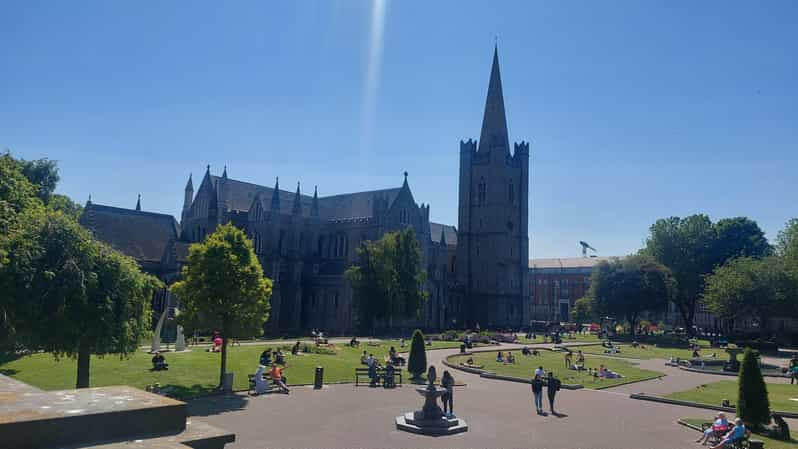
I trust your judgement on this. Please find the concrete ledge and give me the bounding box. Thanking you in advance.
[677,365,790,378]
[477,372,584,390]
[629,393,798,419]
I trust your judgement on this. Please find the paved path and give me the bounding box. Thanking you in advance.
[188,344,725,449]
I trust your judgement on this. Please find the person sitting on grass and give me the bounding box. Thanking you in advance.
[360,350,368,365]
[506,352,516,364]
[291,341,301,355]
[522,346,531,356]
[693,348,701,358]
[576,350,585,366]
[696,412,729,444]
[709,418,746,449]
[269,363,290,394]
[389,346,405,365]
[466,357,475,366]
[564,351,573,368]
[350,336,360,347]
[151,352,168,371]
[496,351,504,363]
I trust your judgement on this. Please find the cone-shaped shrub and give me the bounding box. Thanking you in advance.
[738,347,770,430]
[408,329,427,379]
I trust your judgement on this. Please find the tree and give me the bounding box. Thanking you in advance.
[0,152,43,237]
[587,255,674,335]
[777,218,798,262]
[643,215,718,335]
[345,228,428,332]
[170,223,272,388]
[713,217,773,262]
[1,209,160,387]
[738,348,770,430]
[570,296,595,327]
[48,193,83,220]
[703,257,795,335]
[407,329,427,379]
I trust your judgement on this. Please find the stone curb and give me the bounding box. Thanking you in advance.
[677,365,790,379]
[676,419,703,432]
[628,393,798,419]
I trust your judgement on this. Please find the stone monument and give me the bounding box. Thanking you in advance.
[395,366,468,436]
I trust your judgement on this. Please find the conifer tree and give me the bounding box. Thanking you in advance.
[738,347,771,429]
[408,329,427,380]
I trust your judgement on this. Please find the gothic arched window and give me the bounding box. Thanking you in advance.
[477,177,487,204]
[508,180,514,203]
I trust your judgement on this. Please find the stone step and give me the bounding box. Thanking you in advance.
[0,385,186,449]
[62,419,235,449]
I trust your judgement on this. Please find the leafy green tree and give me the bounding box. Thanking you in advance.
[570,296,595,327]
[738,348,770,430]
[345,228,428,332]
[703,257,797,335]
[170,223,272,388]
[714,217,773,262]
[588,255,674,335]
[777,218,798,262]
[0,152,43,236]
[48,193,83,220]
[1,209,160,387]
[643,215,719,335]
[407,329,427,380]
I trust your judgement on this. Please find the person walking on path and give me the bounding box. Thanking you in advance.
[546,372,561,414]
[441,370,455,416]
[531,373,545,414]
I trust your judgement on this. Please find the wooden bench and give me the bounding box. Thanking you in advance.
[354,367,403,387]
[698,424,752,449]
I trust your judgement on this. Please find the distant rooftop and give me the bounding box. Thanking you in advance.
[529,256,624,270]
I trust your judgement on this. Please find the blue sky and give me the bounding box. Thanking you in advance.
[2,1,796,258]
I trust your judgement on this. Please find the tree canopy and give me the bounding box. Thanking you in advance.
[703,256,797,335]
[777,218,798,262]
[345,227,428,332]
[170,223,272,387]
[643,214,772,334]
[587,255,674,334]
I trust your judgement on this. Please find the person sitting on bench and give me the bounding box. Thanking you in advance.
[383,360,396,388]
[710,418,746,449]
[269,363,289,393]
[275,349,286,365]
[260,349,272,366]
[253,364,270,395]
[151,352,168,370]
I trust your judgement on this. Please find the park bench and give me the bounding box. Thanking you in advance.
[354,367,403,387]
[698,423,755,449]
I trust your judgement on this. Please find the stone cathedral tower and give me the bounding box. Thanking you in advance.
[456,46,529,328]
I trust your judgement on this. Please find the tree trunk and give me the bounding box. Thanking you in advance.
[76,344,91,389]
[677,300,696,336]
[629,314,638,336]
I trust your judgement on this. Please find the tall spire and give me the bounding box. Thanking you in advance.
[311,185,319,217]
[271,177,281,210]
[185,173,193,192]
[292,181,302,215]
[477,45,510,154]
[221,165,228,179]
[135,194,141,211]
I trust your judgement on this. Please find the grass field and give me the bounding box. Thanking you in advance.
[681,418,798,449]
[0,339,462,399]
[579,343,717,361]
[515,333,601,345]
[667,380,798,413]
[448,349,663,389]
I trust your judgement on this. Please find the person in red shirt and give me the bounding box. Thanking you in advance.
[270,363,289,393]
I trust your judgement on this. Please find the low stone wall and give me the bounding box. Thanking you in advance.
[441,350,584,390]
[629,392,798,419]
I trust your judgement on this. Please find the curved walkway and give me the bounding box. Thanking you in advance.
[187,342,751,449]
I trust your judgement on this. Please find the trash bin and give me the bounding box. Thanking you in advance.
[314,366,324,389]
[222,372,234,392]
[460,344,466,353]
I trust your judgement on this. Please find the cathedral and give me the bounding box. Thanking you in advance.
[80,46,530,334]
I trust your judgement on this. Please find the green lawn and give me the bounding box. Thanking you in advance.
[580,343,717,361]
[516,333,601,345]
[448,349,663,389]
[667,380,798,413]
[0,339,461,400]
[681,418,798,449]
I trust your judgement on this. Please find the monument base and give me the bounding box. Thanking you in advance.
[395,412,468,436]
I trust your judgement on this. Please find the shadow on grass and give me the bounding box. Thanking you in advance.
[0,368,19,376]
[185,389,250,417]
[161,383,220,401]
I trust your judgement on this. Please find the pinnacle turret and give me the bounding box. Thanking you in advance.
[292,181,302,215]
[271,177,281,210]
[311,185,319,217]
[135,194,141,211]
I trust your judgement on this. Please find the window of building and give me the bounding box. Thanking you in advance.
[509,180,514,203]
[477,177,486,204]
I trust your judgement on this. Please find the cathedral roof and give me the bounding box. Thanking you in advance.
[430,222,457,246]
[211,174,404,220]
[80,203,179,265]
